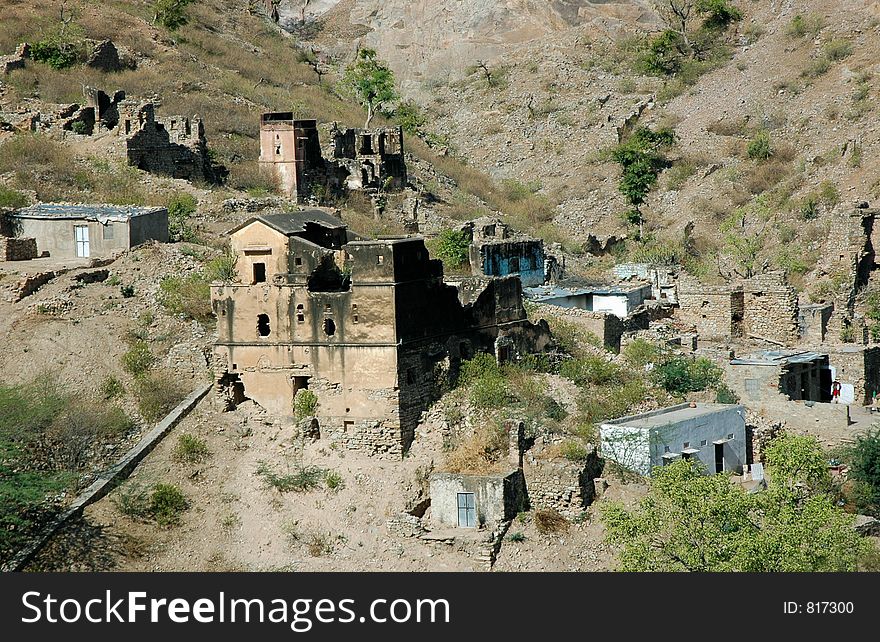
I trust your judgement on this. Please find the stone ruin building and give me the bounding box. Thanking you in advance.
[116,100,220,183]
[211,210,551,458]
[258,112,407,201]
[465,217,561,288]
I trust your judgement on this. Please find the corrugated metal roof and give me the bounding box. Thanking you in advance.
[13,203,165,221]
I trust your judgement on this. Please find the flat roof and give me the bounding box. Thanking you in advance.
[525,281,650,300]
[13,203,166,221]
[603,403,742,429]
[729,350,827,366]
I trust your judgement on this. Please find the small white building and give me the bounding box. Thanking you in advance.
[600,403,747,477]
[524,282,651,318]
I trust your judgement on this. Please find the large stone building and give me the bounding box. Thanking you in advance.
[467,217,548,288]
[211,210,550,457]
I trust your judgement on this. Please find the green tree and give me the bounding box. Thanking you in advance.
[611,127,675,237]
[720,203,766,279]
[154,0,197,31]
[433,228,471,268]
[167,193,198,242]
[602,442,871,572]
[848,429,880,514]
[340,48,398,128]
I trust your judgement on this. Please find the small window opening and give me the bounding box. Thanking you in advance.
[323,318,336,336]
[296,304,304,323]
[253,262,266,283]
[295,256,302,266]
[352,304,359,323]
[257,314,271,337]
[103,224,114,240]
[377,255,384,265]
[728,433,735,440]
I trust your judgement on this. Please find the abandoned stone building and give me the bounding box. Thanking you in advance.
[210,210,550,457]
[328,122,407,191]
[613,262,678,304]
[466,218,551,288]
[117,100,219,183]
[258,112,407,201]
[600,403,748,476]
[727,351,832,406]
[5,203,168,259]
[678,271,799,346]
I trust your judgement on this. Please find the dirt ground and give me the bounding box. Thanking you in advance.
[27,394,647,572]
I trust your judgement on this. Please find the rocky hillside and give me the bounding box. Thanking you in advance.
[301,0,880,297]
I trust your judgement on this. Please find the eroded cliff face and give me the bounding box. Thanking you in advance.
[280,0,655,87]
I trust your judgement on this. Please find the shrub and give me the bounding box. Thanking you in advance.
[823,39,853,62]
[653,357,722,395]
[534,508,569,535]
[30,37,80,70]
[150,483,187,527]
[306,531,332,557]
[173,434,210,464]
[154,0,196,31]
[715,384,739,404]
[293,389,318,420]
[432,228,470,268]
[100,376,125,400]
[544,397,568,421]
[848,429,880,515]
[120,284,135,298]
[560,439,590,462]
[121,340,155,376]
[134,374,184,423]
[324,470,344,492]
[205,251,237,282]
[256,461,326,492]
[747,130,773,161]
[167,193,198,243]
[158,273,212,321]
[622,339,663,369]
[560,356,626,387]
[111,482,152,520]
[786,13,824,39]
[459,353,511,408]
[507,531,526,542]
[0,186,30,209]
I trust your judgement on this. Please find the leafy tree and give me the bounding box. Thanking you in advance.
[602,438,871,572]
[167,193,198,242]
[433,228,471,268]
[30,4,85,70]
[154,0,197,31]
[848,429,880,514]
[611,127,675,237]
[720,203,766,279]
[697,0,743,30]
[340,48,398,128]
[652,356,721,395]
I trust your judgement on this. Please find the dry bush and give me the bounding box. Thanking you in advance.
[707,117,748,137]
[744,159,791,195]
[442,423,509,475]
[226,160,277,194]
[534,508,569,535]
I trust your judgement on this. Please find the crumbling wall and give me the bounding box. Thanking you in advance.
[0,43,29,74]
[677,279,743,340]
[741,271,799,346]
[118,101,218,182]
[800,303,833,344]
[523,448,603,518]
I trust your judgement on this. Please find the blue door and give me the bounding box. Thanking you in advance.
[457,492,476,528]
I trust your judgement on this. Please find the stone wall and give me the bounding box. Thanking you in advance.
[741,271,799,346]
[677,279,743,341]
[0,236,37,261]
[119,101,218,182]
[523,448,603,518]
[0,43,28,74]
[800,303,833,344]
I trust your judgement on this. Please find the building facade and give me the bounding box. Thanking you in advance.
[211,210,550,458]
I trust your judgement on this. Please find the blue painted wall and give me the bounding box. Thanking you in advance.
[482,241,545,287]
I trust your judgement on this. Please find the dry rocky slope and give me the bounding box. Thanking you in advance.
[304,0,880,290]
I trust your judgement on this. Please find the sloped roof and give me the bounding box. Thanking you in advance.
[229,209,346,236]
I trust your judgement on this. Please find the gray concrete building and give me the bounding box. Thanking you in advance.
[429,470,527,528]
[9,203,168,259]
[600,403,747,477]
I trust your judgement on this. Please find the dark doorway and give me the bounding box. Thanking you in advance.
[819,367,833,402]
[715,443,724,473]
[323,318,336,336]
[253,262,266,283]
